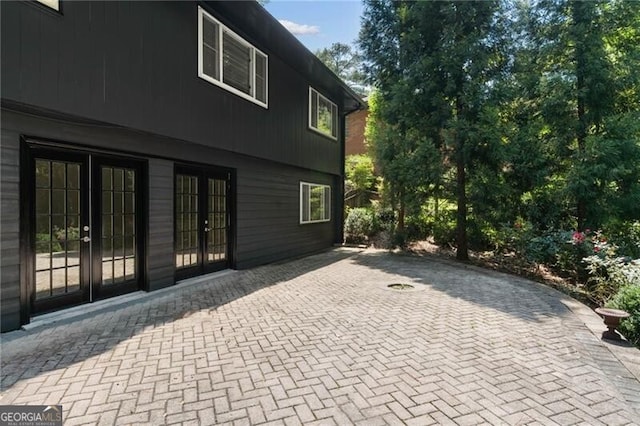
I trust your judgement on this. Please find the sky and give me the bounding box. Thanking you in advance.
[264,1,364,53]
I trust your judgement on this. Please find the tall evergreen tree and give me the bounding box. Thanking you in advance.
[315,43,368,95]
[360,0,502,259]
[507,0,640,231]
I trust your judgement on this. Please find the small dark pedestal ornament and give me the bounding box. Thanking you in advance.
[595,307,630,341]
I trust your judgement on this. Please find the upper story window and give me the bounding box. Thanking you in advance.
[198,7,268,108]
[36,0,59,11]
[300,182,331,224]
[309,87,338,140]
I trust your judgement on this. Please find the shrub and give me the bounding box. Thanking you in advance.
[607,283,640,347]
[372,206,395,233]
[526,232,564,265]
[604,220,640,259]
[344,207,374,244]
[491,220,534,257]
[433,221,456,247]
[555,231,595,280]
[585,244,640,305]
[405,213,429,242]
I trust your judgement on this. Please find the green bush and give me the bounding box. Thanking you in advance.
[554,231,595,280]
[604,220,640,259]
[344,207,374,244]
[372,206,395,233]
[585,244,640,304]
[433,221,456,247]
[492,220,534,257]
[607,283,640,347]
[405,213,429,242]
[526,232,564,265]
[36,233,63,253]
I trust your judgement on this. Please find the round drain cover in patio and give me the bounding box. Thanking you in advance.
[387,283,415,290]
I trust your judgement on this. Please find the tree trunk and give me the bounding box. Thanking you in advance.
[456,146,469,261]
[573,0,588,231]
[398,193,405,233]
[455,88,469,261]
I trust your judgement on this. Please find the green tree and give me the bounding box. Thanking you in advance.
[315,42,368,95]
[360,0,503,259]
[505,0,640,231]
[345,154,378,207]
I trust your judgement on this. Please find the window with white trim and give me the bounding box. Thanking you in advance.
[36,0,59,11]
[300,182,331,224]
[309,87,338,140]
[198,7,268,108]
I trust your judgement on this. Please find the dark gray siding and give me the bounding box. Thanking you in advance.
[236,162,335,269]
[0,1,344,175]
[147,159,175,291]
[0,109,341,330]
[0,127,21,332]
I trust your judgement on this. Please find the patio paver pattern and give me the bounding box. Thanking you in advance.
[1,248,639,425]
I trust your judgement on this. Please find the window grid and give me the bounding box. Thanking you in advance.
[175,175,200,269]
[34,159,81,299]
[198,6,268,108]
[207,179,227,262]
[101,166,137,286]
[300,182,331,224]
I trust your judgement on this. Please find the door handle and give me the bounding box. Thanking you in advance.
[82,236,91,243]
[204,227,210,232]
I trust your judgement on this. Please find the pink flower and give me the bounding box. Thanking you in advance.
[572,231,585,244]
[594,246,600,253]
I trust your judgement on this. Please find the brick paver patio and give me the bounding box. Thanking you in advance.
[1,248,639,425]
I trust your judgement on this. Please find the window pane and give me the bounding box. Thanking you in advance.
[68,164,80,189]
[102,167,113,190]
[223,31,251,95]
[301,183,330,223]
[324,187,331,220]
[332,104,338,138]
[318,97,333,136]
[114,169,124,191]
[255,52,267,103]
[52,162,66,189]
[310,89,337,138]
[310,185,323,221]
[202,17,220,80]
[35,160,50,188]
[302,184,310,223]
[311,91,318,128]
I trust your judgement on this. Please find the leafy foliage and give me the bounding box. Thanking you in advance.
[355,0,640,266]
[344,208,374,244]
[607,283,640,347]
[345,155,377,194]
[360,1,505,260]
[315,42,368,95]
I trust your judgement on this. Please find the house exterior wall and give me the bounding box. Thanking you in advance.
[0,1,345,174]
[1,109,339,331]
[0,1,354,331]
[0,125,21,331]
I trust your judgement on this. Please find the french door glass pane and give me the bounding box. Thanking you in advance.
[176,175,199,269]
[206,178,227,262]
[102,166,137,285]
[34,159,82,300]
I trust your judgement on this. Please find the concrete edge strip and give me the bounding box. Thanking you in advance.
[20,270,238,332]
